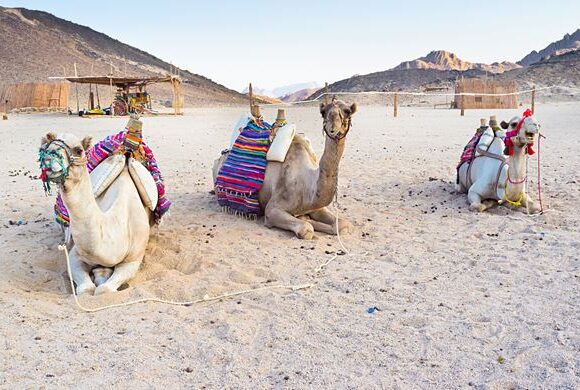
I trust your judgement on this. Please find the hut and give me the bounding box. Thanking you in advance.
[0,83,69,111]
[454,78,517,109]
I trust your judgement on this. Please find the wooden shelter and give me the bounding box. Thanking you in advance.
[454,78,517,109]
[0,83,69,111]
[53,75,183,115]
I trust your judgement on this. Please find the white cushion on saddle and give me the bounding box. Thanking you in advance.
[475,128,495,157]
[229,113,253,148]
[128,158,158,211]
[267,124,296,162]
[89,154,125,198]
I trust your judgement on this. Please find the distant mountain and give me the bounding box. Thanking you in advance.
[519,29,580,66]
[242,82,323,99]
[499,49,580,88]
[393,50,520,73]
[0,7,248,105]
[280,87,320,102]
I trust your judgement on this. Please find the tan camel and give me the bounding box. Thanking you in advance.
[39,132,151,295]
[213,100,357,239]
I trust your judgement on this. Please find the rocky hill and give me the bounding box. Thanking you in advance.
[0,7,248,105]
[518,29,580,66]
[308,33,580,100]
[394,50,520,73]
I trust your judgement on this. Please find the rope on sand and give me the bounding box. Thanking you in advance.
[59,244,313,313]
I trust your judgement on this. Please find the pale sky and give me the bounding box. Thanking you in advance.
[2,0,579,91]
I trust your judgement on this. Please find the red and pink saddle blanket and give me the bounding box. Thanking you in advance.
[457,130,485,170]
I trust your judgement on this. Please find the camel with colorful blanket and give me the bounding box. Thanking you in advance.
[213,99,357,239]
[456,110,541,213]
[38,119,170,295]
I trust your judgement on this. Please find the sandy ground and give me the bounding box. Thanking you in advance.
[0,103,578,388]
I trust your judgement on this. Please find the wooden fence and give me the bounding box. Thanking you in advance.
[0,83,70,110]
[454,79,517,109]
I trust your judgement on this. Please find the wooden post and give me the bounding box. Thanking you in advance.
[393,91,399,117]
[109,61,114,116]
[531,85,536,114]
[460,93,465,116]
[249,83,261,118]
[73,62,80,113]
[324,82,329,104]
[3,99,7,120]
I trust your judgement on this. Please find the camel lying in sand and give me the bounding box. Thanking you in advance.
[213,100,357,239]
[39,132,151,295]
[457,111,541,213]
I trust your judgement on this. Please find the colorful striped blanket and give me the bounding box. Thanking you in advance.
[54,129,170,226]
[214,118,271,216]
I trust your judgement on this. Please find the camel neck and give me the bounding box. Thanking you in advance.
[314,135,346,208]
[61,166,102,222]
[506,145,527,196]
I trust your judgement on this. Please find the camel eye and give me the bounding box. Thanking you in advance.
[72,146,83,156]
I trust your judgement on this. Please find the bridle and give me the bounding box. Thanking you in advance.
[38,139,86,194]
[322,110,352,141]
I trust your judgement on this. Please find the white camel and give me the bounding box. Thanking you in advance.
[39,132,151,295]
[457,113,541,213]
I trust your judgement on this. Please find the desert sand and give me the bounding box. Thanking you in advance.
[0,103,578,388]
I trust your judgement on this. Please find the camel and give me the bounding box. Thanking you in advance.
[39,132,151,295]
[213,100,357,239]
[457,112,541,213]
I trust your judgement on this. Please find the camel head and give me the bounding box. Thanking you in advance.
[320,99,357,140]
[501,109,540,150]
[39,132,92,192]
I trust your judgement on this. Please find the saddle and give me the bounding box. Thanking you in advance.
[89,154,158,211]
[228,114,296,163]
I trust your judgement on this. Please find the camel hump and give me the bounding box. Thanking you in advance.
[475,128,496,157]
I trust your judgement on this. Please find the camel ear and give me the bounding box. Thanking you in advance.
[41,132,57,145]
[500,121,509,129]
[349,103,357,116]
[81,136,92,151]
[319,102,327,117]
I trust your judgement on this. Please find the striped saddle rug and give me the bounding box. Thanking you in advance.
[214,118,271,216]
[54,127,171,226]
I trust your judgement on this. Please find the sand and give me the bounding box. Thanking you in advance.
[0,103,578,388]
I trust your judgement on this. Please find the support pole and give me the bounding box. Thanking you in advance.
[249,83,260,118]
[460,94,465,116]
[74,62,80,113]
[324,82,329,104]
[393,91,399,117]
[531,85,536,114]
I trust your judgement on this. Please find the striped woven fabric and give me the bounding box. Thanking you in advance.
[54,129,171,226]
[215,118,271,216]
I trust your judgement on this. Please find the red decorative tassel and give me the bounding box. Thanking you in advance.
[39,168,48,182]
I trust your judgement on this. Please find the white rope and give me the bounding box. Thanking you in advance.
[261,85,580,106]
[58,244,313,313]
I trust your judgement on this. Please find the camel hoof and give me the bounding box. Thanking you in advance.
[94,284,116,295]
[469,203,486,212]
[297,224,316,240]
[338,221,354,235]
[76,283,96,296]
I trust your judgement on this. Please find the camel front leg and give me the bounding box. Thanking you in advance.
[467,186,489,212]
[264,206,315,240]
[69,248,96,295]
[521,194,541,214]
[308,207,354,235]
[94,259,142,295]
